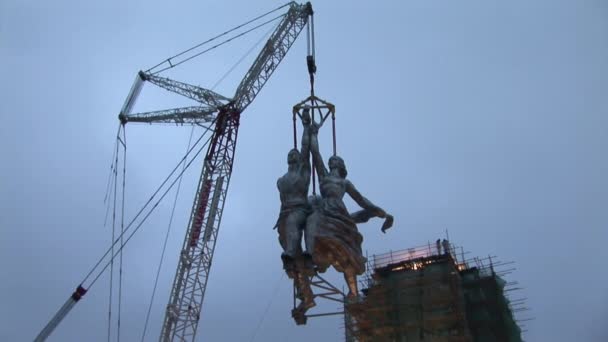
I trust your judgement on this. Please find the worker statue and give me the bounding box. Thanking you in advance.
[304,119,394,298]
[275,108,312,271]
[274,108,316,313]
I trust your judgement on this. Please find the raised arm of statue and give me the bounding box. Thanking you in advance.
[299,109,312,175]
[309,122,328,180]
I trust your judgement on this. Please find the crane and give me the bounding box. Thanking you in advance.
[35,2,316,341]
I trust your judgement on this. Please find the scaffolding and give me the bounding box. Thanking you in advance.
[344,243,526,342]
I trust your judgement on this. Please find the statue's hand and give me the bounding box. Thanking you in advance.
[381,214,394,234]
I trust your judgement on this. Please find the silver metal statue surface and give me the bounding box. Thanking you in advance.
[275,110,394,322]
[304,120,393,298]
[274,109,317,316]
[275,109,312,272]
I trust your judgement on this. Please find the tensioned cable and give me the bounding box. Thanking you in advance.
[103,124,120,204]
[103,125,120,227]
[117,127,127,342]
[140,126,196,342]
[306,15,310,56]
[151,13,287,75]
[310,13,316,58]
[248,273,284,342]
[103,174,115,227]
[108,126,120,342]
[81,124,214,286]
[211,22,277,91]
[103,158,116,206]
[146,2,293,73]
[84,130,209,285]
[87,131,213,289]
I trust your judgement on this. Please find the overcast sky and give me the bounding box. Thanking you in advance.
[1,1,607,341]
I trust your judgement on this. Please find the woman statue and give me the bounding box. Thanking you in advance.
[304,121,393,297]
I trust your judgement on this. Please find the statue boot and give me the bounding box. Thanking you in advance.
[281,253,296,279]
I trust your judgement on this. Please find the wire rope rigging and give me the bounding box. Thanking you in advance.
[141,127,195,342]
[146,2,294,75]
[105,124,128,342]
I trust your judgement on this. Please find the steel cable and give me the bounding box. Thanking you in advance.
[81,122,214,286]
[108,126,120,342]
[141,126,196,341]
[103,125,120,227]
[211,22,277,91]
[87,131,213,289]
[147,2,293,73]
[248,273,284,342]
[151,13,287,75]
[117,127,127,342]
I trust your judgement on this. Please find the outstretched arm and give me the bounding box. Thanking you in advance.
[346,180,394,233]
[345,180,385,216]
[309,122,328,180]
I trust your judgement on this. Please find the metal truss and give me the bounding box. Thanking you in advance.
[159,3,313,341]
[143,72,231,109]
[293,95,335,122]
[234,2,312,112]
[121,106,217,126]
[160,108,240,342]
[291,273,346,325]
[290,272,364,341]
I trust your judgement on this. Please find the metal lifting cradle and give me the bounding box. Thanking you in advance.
[35,2,316,341]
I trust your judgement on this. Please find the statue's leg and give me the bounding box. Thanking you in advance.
[291,261,316,325]
[291,275,313,327]
[301,212,322,275]
[303,212,321,256]
[344,271,358,298]
[285,210,306,256]
[296,272,315,310]
[281,211,306,278]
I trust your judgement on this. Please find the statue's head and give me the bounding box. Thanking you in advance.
[287,148,300,165]
[328,155,347,178]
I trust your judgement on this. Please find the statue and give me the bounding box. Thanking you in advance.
[275,108,312,271]
[274,108,316,313]
[304,120,393,298]
[276,112,394,323]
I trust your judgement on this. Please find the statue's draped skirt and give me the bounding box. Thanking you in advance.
[312,196,367,275]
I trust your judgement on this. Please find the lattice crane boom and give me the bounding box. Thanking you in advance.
[234,2,312,112]
[118,71,229,126]
[122,106,217,125]
[34,3,314,341]
[143,73,231,108]
[153,2,313,341]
